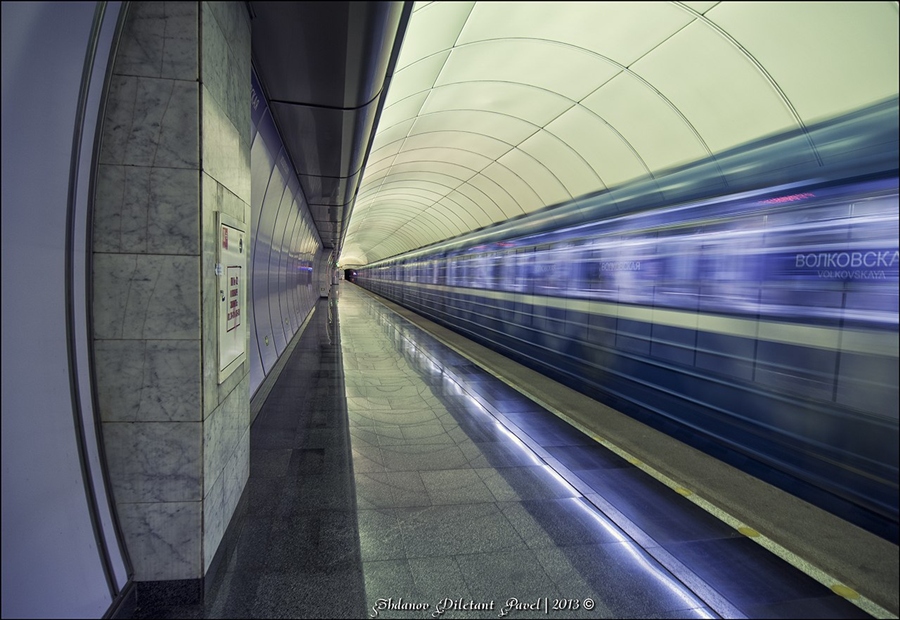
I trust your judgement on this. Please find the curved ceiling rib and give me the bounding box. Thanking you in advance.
[340,1,900,267]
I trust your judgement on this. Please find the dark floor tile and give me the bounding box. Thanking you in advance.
[440,395,494,419]
[293,427,351,450]
[744,595,873,619]
[265,511,362,573]
[460,441,543,469]
[249,449,293,478]
[205,569,262,618]
[245,477,285,516]
[287,447,340,476]
[443,417,514,444]
[226,517,274,573]
[576,467,741,545]
[131,603,206,619]
[666,537,838,609]
[249,569,367,619]
[514,419,595,447]
[279,473,358,514]
[545,444,631,471]
[249,426,295,450]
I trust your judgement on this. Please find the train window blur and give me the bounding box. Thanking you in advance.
[370,181,897,330]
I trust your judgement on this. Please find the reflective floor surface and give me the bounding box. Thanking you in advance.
[131,283,872,619]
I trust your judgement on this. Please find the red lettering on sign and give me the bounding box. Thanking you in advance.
[225,266,241,332]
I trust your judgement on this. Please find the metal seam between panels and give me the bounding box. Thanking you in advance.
[66,0,123,603]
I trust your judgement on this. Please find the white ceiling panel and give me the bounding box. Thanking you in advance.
[377,90,430,131]
[358,184,447,205]
[581,71,710,173]
[517,129,604,200]
[472,163,540,217]
[680,2,718,15]
[420,81,573,127]
[354,165,392,187]
[407,109,538,146]
[435,195,488,229]
[364,159,476,183]
[367,138,406,165]
[436,39,619,101]
[382,50,449,105]
[633,20,800,153]
[544,105,649,188]
[458,1,694,66]
[359,154,397,179]
[399,210,456,238]
[454,175,521,220]
[495,148,571,208]
[370,118,416,152]
[393,130,513,160]
[395,2,474,70]
[352,201,426,219]
[371,169,466,193]
[382,219,445,247]
[358,178,447,199]
[706,2,900,124]
[341,1,898,266]
[390,146,494,173]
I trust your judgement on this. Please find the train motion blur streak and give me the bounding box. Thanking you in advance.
[356,98,900,542]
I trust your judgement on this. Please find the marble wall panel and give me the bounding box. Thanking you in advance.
[93,253,200,340]
[225,425,250,518]
[202,468,226,575]
[202,1,251,147]
[202,85,251,203]
[93,165,199,255]
[100,75,199,169]
[204,2,251,72]
[202,376,248,495]
[220,181,250,223]
[200,3,229,121]
[114,1,198,81]
[95,339,201,422]
[104,421,202,504]
[118,500,202,581]
[207,424,249,572]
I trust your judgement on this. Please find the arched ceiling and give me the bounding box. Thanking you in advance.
[339,1,899,267]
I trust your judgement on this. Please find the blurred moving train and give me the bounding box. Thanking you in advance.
[355,98,899,542]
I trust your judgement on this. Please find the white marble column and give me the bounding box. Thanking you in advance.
[93,1,251,584]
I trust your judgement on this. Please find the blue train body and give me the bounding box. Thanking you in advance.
[356,98,900,542]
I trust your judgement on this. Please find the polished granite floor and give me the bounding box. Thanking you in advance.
[130,283,873,619]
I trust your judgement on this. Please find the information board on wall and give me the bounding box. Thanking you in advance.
[217,212,246,383]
